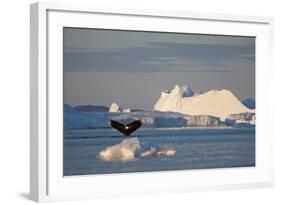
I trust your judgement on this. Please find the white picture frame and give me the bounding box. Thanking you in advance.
[30,2,274,202]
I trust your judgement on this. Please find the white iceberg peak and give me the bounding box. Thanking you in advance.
[109,102,119,112]
[171,84,182,96]
[171,84,193,97]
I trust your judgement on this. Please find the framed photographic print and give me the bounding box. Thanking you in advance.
[30,2,274,202]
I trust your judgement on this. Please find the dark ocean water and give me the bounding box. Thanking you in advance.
[63,127,255,176]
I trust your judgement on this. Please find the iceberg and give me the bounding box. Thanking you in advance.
[109,102,119,112]
[98,137,141,161]
[64,84,256,129]
[98,137,176,161]
[64,103,254,129]
[122,108,131,113]
[154,84,254,121]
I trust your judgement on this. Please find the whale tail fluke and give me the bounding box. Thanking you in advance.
[109,120,142,136]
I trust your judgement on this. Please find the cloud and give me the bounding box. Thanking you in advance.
[64,41,255,73]
[64,28,255,53]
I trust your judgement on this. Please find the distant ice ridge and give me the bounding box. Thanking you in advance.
[98,137,176,161]
[64,104,108,129]
[154,84,254,121]
[64,84,255,130]
[108,110,189,128]
[64,104,255,130]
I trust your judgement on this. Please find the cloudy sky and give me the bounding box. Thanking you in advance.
[63,28,255,109]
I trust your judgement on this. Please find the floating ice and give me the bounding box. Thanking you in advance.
[98,137,176,161]
[109,102,119,112]
[122,108,131,113]
[98,137,140,161]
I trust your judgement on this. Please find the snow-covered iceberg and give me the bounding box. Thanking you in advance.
[98,137,176,161]
[154,84,254,121]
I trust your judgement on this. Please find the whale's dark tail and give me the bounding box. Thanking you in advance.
[109,120,142,136]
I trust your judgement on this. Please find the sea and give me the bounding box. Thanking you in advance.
[63,127,255,176]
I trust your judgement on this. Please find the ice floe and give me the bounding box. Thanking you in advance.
[98,137,176,161]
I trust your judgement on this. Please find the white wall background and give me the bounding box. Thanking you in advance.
[0,0,280,204]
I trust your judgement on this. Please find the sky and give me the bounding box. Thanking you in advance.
[63,28,255,109]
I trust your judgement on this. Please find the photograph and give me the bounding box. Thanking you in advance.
[63,27,255,176]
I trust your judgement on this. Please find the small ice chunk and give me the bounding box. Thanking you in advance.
[98,137,140,161]
[139,142,160,157]
[109,102,119,112]
[156,147,177,157]
[122,108,131,113]
[98,137,176,161]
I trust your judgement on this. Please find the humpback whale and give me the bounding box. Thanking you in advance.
[109,120,142,136]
